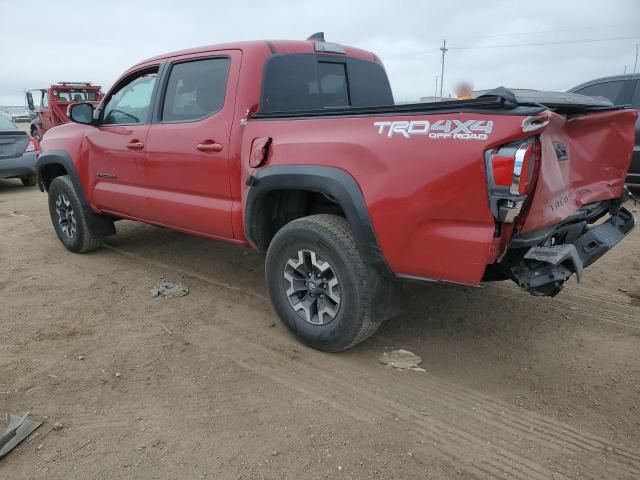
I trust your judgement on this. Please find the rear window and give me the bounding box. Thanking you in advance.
[631,81,640,108]
[56,91,98,102]
[573,80,625,105]
[0,115,17,130]
[261,54,393,113]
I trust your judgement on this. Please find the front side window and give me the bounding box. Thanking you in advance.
[574,80,625,104]
[102,70,158,125]
[161,58,230,122]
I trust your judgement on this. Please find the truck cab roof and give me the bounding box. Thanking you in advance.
[134,39,379,68]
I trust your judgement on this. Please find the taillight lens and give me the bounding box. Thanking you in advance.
[25,137,40,153]
[485,138,539,224]
[487,139,538,195]
[511,141,537,195]
[490,154,515,187]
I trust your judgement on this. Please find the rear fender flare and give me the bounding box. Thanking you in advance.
[245,165,389,274]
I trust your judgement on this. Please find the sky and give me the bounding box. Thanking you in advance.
[1,0,639,106]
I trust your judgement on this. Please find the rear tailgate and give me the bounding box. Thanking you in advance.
[0,130,29,159]
[520,108,637,233]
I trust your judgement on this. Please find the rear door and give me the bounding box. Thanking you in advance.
[86,67,160,219]
[142,51,240,238]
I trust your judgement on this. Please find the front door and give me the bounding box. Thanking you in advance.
[143,52,239,238]
[86,67,159,220]
[38,90,54,133]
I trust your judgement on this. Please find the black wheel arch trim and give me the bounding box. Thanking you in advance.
[36,150,115,238]
[245,165,390,274]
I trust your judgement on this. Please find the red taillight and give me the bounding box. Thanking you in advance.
[512,141,537,195]
[25,137,40,153]
[490,154,515,187]
[486,138,540,224]
[487,139,538,195]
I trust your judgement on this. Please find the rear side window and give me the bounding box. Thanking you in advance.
[574,80,625,104]
[261,54,393,113]
[162,57,230,122]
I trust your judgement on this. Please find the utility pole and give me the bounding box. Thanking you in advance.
[634,43,638,73]
[624,65,627,74]
[439,40,447,98]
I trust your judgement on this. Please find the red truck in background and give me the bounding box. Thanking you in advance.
[35,34,637,352]
[26,82,104,140]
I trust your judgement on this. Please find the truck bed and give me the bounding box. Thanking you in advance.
[252,89,621,120]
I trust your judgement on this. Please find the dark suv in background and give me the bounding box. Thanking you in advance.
[569,73,640,184]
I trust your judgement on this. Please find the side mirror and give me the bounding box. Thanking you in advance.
[69,102,94,125]
[26,91,35,111]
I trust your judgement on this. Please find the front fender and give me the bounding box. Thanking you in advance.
[36,150,115,238]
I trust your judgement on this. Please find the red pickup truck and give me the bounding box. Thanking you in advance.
[36,35,637,352]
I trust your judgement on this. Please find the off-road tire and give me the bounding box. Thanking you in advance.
[265,214,383,352]
[48,175,103,253]
[21,174,36,186]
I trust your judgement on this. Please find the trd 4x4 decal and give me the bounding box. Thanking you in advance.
[374,119,493,140]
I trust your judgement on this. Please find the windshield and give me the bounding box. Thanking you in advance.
[56,90,98,102]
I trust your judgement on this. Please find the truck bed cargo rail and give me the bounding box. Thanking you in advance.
[253,88,625,120]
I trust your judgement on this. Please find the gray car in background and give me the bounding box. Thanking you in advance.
[569,73,640,184]
[0,115,39,186]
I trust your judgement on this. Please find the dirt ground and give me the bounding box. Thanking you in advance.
[1,180,639,480]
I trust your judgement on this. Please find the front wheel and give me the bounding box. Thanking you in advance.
[47,175,103,253]
[265,214,383,352]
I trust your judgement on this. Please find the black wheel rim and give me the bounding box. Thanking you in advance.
[55,193,77,239]
[283,249,341,325]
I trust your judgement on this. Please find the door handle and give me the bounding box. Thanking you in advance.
[196,141,223,153]
[126,140,145,150]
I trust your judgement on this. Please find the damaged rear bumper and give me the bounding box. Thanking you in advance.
[507,206,635,296]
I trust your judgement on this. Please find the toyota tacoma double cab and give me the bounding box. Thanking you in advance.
[35,34,637,352]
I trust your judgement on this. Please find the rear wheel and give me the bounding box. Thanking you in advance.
[21,174,36,187]
[47,175,103,253]
[265,214,383,352]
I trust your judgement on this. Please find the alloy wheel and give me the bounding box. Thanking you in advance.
[283,249,341,325]
[55,193,77,239]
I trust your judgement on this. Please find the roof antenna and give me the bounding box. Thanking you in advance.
[306,32,325,42]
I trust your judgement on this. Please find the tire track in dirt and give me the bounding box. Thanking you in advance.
[492,284,640,331]
[96,243,640,480]
[6,217,635,479]
[194,323,638,480]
